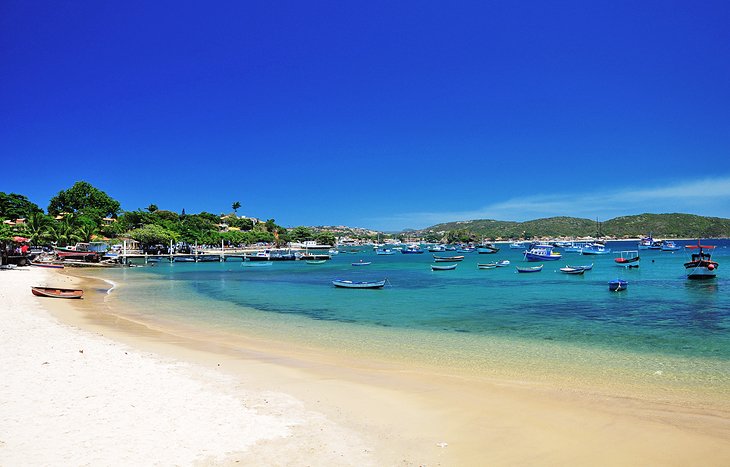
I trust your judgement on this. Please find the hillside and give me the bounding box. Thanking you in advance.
[416,213,730,239]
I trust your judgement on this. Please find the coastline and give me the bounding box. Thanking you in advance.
[3,267,730,465]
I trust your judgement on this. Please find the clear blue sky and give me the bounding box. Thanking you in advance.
[2,1,729,231]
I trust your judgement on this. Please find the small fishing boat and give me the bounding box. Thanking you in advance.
[476,244,500,254]
[566,263,593,271]
[31,286,84,299]
[375,249,395,255]
[661,240,681,251]
[431,263,457,271]
[352,261,372,266]
[30,262,64,269]
[684,240,719,279]
[433,255,465,262]
[638,234,662,250]
[516,265,543,273]
[580,243,611,255]
[478,263,497,269]
[306,260,327,264]
[495,260,511,267]
[427,245,446,252]
[332,279,387,289]
[562,242,588,253]
[509,241,527,249]
[608,279,628,291]
[524,246,561,262]
[615,251,640,268]
[559,266,586,275]
[400,246,424,254]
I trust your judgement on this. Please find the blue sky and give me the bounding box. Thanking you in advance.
[2,1,729,231]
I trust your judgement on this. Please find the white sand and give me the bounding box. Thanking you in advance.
[3,267,730,466]
[0,268,372,465]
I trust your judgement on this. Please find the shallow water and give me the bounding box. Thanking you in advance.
[91,240,730,402]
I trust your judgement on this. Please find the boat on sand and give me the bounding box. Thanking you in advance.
[31,286,84,299]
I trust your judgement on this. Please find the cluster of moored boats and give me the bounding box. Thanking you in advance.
[331,239,720,291]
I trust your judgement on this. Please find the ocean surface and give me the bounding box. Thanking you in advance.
[92,239,730,402]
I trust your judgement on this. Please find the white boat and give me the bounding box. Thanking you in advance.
[332,279,387,289]
[509,242,527,249]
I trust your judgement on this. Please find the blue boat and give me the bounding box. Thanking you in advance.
[562,242,588,253]
[476,244,500,254]
[352,261,372,266]
[524,246,562,262]
[580,243,611,255]
[516,265,543,273]
[661,240,681,251]
[608,279,628,291]
[401,246,424,254]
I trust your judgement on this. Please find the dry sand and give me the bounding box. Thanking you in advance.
[2,267,730,466]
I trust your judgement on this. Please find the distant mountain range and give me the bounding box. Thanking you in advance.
[413,213,730,239]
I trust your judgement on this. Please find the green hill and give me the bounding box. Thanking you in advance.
[416,213,730,239]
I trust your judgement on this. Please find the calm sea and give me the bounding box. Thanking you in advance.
[92,239,730,402]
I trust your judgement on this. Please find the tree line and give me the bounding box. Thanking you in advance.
[0,182,336,248]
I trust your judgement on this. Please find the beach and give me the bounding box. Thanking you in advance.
[2,267,730,466]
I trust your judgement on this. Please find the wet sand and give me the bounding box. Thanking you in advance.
[3,267,730,465]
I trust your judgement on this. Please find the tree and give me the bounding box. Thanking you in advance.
[0,192,42,220]
[315,231,336,246]
[20,212,54,245]
[232,201,241,214]
[126,224,179,245]
[290,226,314,242]
[47,181,121,221]
[147,204,158,213]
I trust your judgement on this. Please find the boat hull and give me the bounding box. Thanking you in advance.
[31,286,84,299]
[431,264,457,271]
[608,280,628,291]
[524,252,561,261]
[516,265,543,273]
[332,279,386,289]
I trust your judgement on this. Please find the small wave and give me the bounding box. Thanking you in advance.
[101,278,117,295]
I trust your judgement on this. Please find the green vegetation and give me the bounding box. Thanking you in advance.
[3,182,730,249]
[418,214,730,240]
[0,182,290,248]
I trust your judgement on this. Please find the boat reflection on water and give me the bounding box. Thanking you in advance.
[684,280,719,295]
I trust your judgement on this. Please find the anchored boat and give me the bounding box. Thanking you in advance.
[332,279,387,289]
[684,240,719,279]
[431,263,457,271]
[615,251,640,268]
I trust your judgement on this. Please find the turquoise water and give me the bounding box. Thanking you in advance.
[91,240,730,396]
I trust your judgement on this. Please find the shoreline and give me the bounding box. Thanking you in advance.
[3,267,730,465]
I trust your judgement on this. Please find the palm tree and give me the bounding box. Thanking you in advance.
[21,212,53,245]
[50,213,81,247]
[77,224,98,243]
[232,201,241,215]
